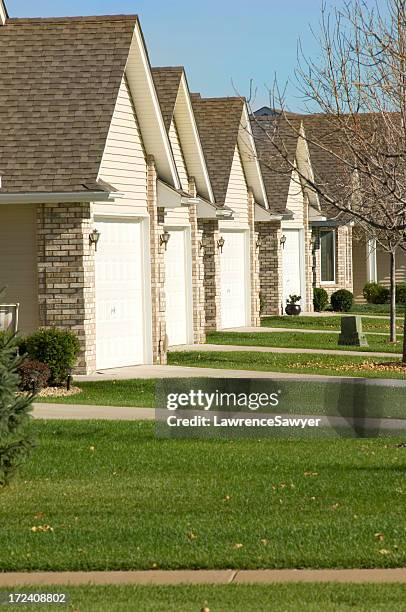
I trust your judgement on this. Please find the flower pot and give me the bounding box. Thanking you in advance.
[285,303,301,316]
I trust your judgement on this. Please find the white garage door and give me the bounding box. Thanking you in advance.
[282,229,303,307]
[95,218,146,370]
[220,231,249,329]
[164,228,191,346]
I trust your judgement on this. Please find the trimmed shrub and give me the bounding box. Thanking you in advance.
[21,328,80,385]
[313,287,329,312]
[0,331,34,486]
[395,284,406,305]
[17,359,50,392]
[363,282,390,304]
[331,289,354,312]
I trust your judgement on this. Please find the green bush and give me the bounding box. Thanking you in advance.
[0,331,34,486]
[331,289,354,312]
[21,328,80,386]
[313,287,329,312]
[363,282,390,304]
[395,284,406,305]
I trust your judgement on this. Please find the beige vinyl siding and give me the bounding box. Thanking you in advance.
[377,249,406,286]
[224,145,249,225]
[164,206,190,227]
[286,170,304,222]
[0,204,39,332]
[99,75,147,214]
[169,118,189,192]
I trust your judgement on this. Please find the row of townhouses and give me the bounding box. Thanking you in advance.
[1,4,404,373]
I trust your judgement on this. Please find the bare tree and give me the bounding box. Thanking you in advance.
[251,0,406,360]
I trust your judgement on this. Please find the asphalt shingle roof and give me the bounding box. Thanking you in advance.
[0,15,137,194]
[251,114,301,215]
[191,95,244,206]
[151,67,183,132]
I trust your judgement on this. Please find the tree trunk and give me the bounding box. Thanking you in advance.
[403,309,406,363]
[389,251,397,343]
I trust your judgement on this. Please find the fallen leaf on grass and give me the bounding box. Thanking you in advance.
[375,532,385,542]
[187,532,198,541]
[233,543,244,549]
[379,549,391,555]
[304,471,318,477]
[31,525,54,533]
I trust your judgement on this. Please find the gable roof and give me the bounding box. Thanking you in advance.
[151,67,183,131]
[251,114,302,215]
[0,14,179,196]
[191,96,246,205]
[152,67,214,203]
[0,15,137,194]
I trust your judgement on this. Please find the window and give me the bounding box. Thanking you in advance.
[320,230,336,283]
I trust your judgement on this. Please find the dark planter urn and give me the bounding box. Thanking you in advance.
[285,303,301,316]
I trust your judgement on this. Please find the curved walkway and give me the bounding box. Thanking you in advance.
[0,568,405,586]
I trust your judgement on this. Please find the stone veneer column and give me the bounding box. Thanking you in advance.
[147,155,167,364]
[247,190,261,327]
[188,178,206,343]
[36,202,96,374]
[256,221,283,316]
[198,219,221,331]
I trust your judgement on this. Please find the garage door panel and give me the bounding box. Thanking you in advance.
[95,219,145,369]
[282,229,303,307]
[164,229,190,346]
[220,231,248,329]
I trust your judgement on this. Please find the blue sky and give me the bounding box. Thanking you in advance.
[7,0,379,111]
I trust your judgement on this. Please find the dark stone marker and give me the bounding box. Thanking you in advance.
[338,316,368,347]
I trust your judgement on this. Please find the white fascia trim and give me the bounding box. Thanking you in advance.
[298,122,321,211]
[0,191,121,204]
[125,22,180,189]
[178,73,215,203]
[239,104,269,209]
[0,0,7,25]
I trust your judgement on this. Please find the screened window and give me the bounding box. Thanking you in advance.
[320,230,336,283]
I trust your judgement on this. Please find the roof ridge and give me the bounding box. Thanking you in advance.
[6,14,138,24]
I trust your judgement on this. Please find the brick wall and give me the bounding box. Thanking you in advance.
[147,155,167,364]
[188,178,206,343]
[198,219,221,331]
[36,202,96,374]
[256,220,283,315]
[248,191,261,326]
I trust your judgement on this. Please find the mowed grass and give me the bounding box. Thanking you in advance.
[261,315,402,333]
[38,379,155,407]
[168,350,406,379]
[0,421,405,571]
[1,584,405,612]
[208,331,403,354]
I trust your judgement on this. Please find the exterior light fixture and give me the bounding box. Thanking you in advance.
[280,234,287,248]
[217,236,225,253]
[160,230,171,251]
[89,228,101,251]
[256,236,262,250]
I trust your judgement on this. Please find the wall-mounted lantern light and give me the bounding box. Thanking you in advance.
[160,230,171,251]
[199,236,209,251]
[217,236,225,253]
[89,228,101,251]
[280,234,287,248]
[256,236,262,250]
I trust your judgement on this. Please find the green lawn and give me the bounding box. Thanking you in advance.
[0,421,405,571]
[350,304,405,316]
[1,584,405,612]
[261,315,401,333]
[169,350,406,379]
[208,331,403,354]
[38,379,155,407]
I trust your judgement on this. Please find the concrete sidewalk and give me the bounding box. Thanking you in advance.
[0,568,405,586]
[174,343,402,359]
[227,326,389,336]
